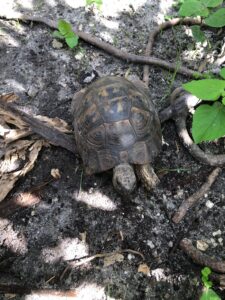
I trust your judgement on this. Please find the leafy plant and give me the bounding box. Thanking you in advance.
[178,0,225,42]
[182,67,225,143]
[53,20,79,49]
[200,267,221,300]
[86,0,103,9]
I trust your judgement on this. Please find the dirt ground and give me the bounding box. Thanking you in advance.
[0,0,225,299]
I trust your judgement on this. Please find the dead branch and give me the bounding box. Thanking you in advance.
[180,238,225,274]
[0,97,76,154]
[143,17,203,85]
[172,167,222,223]
[0,13,204,78]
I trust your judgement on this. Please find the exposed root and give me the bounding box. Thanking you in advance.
[172,167,222,223]
[180,238,225,274]
[143,17,203,85]
[170,90,225,166]
[0,13,203,78]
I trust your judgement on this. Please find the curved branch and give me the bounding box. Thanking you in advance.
[143,17,203,85]
[168,90,225,166]
[180,238,225,274]
[0,13,203,78]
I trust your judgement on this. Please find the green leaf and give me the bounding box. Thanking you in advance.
[65,32,79,48]
[179,0,209,17]
[86,0,102,7]
[222,97,225,105]
[205,8,225,27]
[200,288,221,300]
[199,0,223,8]
[201,267,212,277]
[191,25,206,43]
[183,79,225,100]
[219,68,225,79]
[58,19,73,36]
[192,102,225,143]
[52,30,65,39]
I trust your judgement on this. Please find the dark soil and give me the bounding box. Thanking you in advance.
[0,1,225,299]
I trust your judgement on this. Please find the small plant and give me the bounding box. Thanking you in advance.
[86,0,103,9]
[178,0,225,43]
[182,67,225,143]
[200,267,221,300]
[53,19,79,49]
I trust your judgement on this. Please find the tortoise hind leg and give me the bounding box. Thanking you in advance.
[135,164,159,191]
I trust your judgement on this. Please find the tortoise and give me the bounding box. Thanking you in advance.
[1,76,162,195]
[71,76,162,195]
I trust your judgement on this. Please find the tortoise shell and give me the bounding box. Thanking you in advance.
[72,76,162,175]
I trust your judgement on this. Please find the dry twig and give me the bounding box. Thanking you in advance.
[172,167,222,223]
[0,13,204,78]
[180,238,225,274]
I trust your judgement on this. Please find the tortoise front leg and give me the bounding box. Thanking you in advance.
[135,164,159,191]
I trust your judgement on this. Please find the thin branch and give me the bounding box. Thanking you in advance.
[172,167,222,223]
[0,13,204,78]
[180,238,225,274]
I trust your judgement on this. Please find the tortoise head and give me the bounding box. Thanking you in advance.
[113,163,136,195]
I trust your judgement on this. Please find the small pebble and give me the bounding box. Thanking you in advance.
[210,238,218,247]
[218,238,223,244]
[196,240,209,251]
[212,230,222,236]
[27,86,39,97]
[147,240,155,249]
[127,254,135,260]
[168,241,173,248]
[52,39,63,49]
[206,200,214,208]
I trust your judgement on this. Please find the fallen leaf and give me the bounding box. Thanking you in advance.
[138,263,150,275]
[103,253,124,267]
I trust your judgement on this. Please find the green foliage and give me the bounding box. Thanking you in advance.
[53,20,79,49]
[183,79,225,100]
[192,102,225,143]
[86,0,103,9]
[200,289,221,300]
[200,267,221,300]
[190,25,206,42]
[205,8,225,27]
[182,68,225,143]
[179,0,209,17]
[178,0,224,43]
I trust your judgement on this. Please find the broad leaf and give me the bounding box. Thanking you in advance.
[183,79,225,100]
[179,0,209,17]
[64,31,79,48]
[192,102,225,143]
[201,267,211,277]
[191,25,206,43]
[52,30,64,39]
[58,19,73,35]
[200,0,223,7]
[200,288,221,300]
[222,97,225,105]
[219,68,225,79]
[205,8,225,27]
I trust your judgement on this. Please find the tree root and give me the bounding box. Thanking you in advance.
[170,90,225,166]
[143,17,203,85]
[180,238,225,274]
[0,13,203,78]
[172,167,222,223]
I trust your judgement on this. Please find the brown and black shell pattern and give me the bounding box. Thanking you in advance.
[72,76,162,175]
